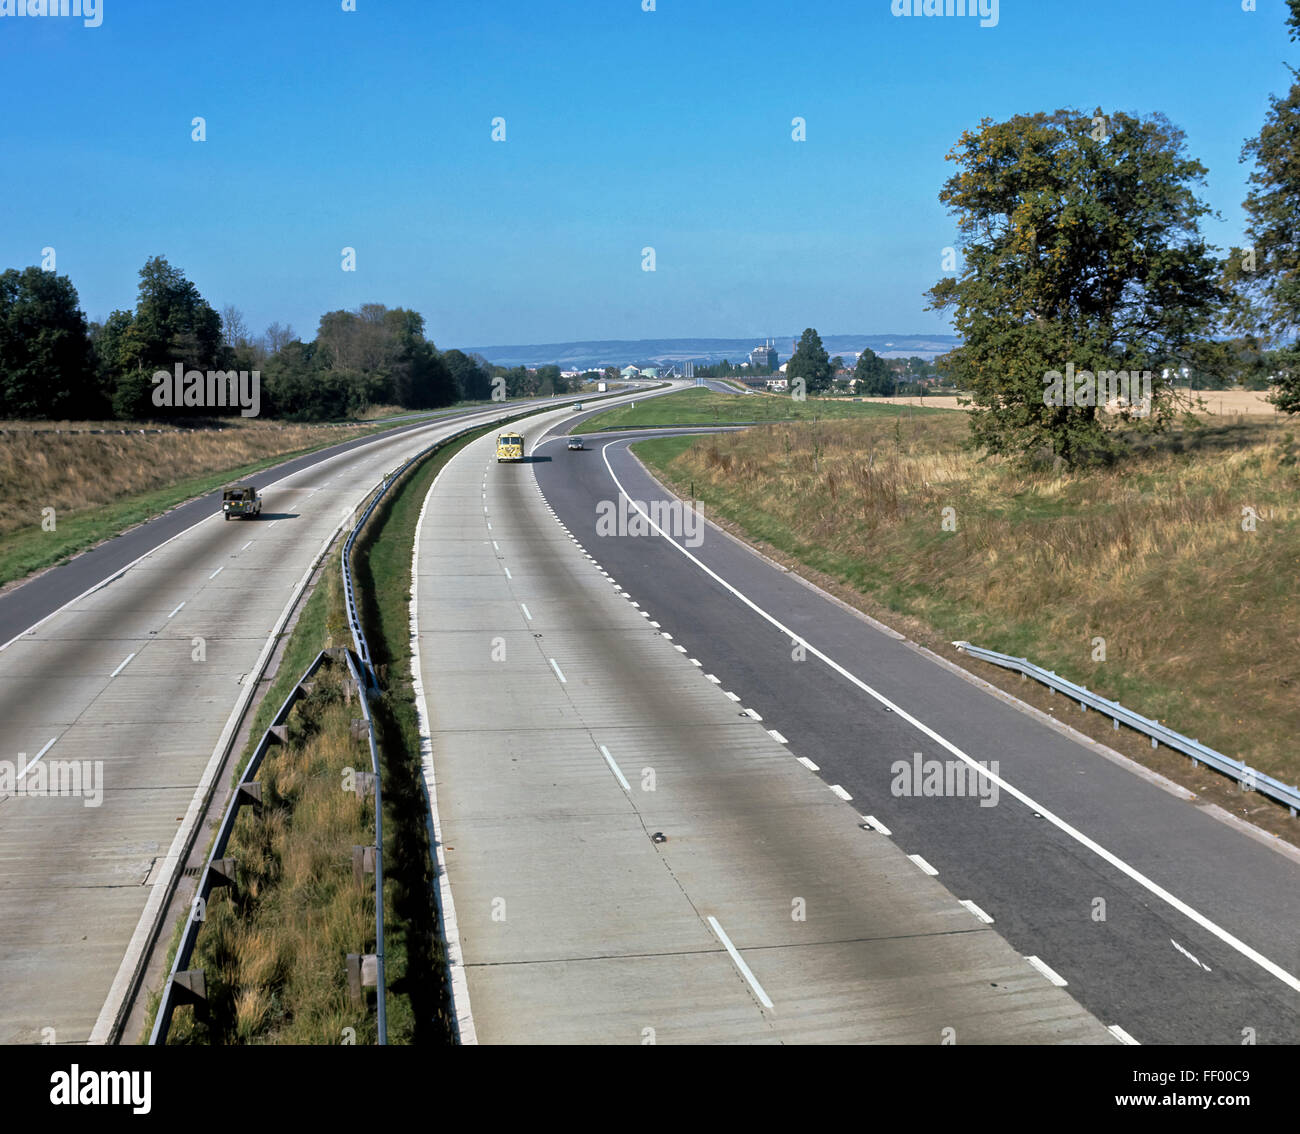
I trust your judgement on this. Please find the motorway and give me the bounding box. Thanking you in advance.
[10,373,1293,1046]
[512,418,1300,1045]
[412,402,1117,1044]
[0,392,615,1045]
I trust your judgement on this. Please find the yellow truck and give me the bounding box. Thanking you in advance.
[495,432,524,462]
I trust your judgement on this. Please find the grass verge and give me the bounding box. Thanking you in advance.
[168,668,381,1044]
[574,386,951,433]
[0,420,395,588]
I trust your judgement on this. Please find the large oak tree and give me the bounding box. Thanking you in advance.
[928,108,1224,466]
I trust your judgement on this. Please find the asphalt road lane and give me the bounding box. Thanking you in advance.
[531,427,1300,1045]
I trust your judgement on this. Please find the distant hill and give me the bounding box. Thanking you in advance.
[463,334,959,369]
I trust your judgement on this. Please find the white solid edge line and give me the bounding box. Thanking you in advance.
[862,815,892,836]
[598,745,631,792]
[1026,955,1069,987]
[908,853,938,876]
[707,916,774,1010]
[959,899,995,924]
[408,439,483,1045]
[599,439,1300,997]
[1107,1024,1140,1045]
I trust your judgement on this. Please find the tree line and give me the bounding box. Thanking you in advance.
[0,255,585,421]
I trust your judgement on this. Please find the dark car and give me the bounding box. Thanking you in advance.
[222,483,262,520]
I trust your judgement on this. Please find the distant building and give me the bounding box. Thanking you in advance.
[765,378,788,391]
[620,365,641,379]
[750,339,779,371]
[639,367,660,379]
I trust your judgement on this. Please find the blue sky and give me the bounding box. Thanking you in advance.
[0,0,1293,349]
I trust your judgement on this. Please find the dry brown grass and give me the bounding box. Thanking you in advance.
[0,417,367,542]
[168,658,379,1045]
[858,388,1284,415]
[644,413,1300,788]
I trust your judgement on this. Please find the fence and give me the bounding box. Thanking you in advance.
[953,641,1300,817]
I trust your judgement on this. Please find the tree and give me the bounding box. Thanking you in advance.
[853,347,894,397]
[264,321,296,356]
[1227,2,1300,413]
[904,356,936,381]
[109,256,227,417]
[786,328,833,393]
[443,349,492,400]
[220,305,249,351]
[0,267,102,418]
[129,256,224,371]
[91,309,134,391]
[535,364,564,394]
[927,108,1225,466]
[220,304,264,370]
[262,339,354,419]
